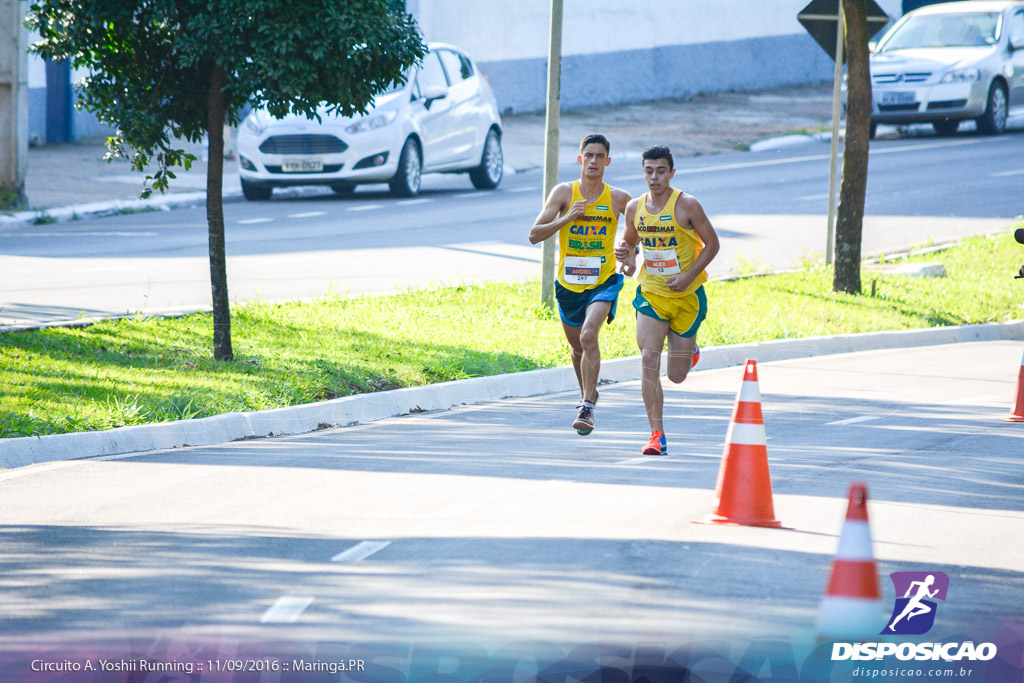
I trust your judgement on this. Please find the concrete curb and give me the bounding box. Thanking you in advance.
[0,191,236,230]
[2,320,1021,470]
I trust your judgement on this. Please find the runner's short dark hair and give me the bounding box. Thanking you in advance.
[642,145,674,170]
[580,134,610,154]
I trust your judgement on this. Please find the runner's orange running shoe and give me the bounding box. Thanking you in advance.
[642,430,668,455]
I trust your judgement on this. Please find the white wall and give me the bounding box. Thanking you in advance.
[411,0,904,64]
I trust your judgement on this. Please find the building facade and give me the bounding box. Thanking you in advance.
[27,0,906,143]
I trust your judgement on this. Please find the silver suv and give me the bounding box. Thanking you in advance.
[869,0,1024,136]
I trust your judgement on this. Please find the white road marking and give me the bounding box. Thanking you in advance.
[14,231,159,237]
[825,415,881,426]
[505,186,538,193]
[348,204,383,212]
[238,217,273,224]
[288,211,327,218]
[259,596,314,623]
[940,395,998,405]
[990,169,1024,178]
[615,456,668,465]
[429,502,479,518]
[331,540,392,563]
[397,198,433,205]
[0,460,79,482]
[674,138,981,176]
[452,193,480,199]
[531,479,573,489]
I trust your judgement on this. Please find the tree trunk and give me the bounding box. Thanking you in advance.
[833,0,871,295]
[206,64,233,360]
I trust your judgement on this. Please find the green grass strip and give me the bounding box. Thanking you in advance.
[2,229,1022,439]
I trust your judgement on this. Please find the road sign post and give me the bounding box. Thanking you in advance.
[798,0,889,265]
[540,0,563,310]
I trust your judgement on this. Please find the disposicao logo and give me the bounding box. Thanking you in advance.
[883,571,949,635]
[831,570,997,662]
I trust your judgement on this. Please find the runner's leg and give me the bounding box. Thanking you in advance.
[637,313,670,433]
[578,300,611,403]
[665,332,698,384]
[561,321,585,397]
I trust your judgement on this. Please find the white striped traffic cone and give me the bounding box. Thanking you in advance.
[700,359,782,527]
[1007,349,1024,422]
[816,483,883,638]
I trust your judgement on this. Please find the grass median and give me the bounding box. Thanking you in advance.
[2,229,1023,439]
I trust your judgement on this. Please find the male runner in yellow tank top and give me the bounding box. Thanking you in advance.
[529,134,631,435]
[615,145,720,455]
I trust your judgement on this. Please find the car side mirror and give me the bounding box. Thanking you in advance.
[1011,37,1024,51]
[422,85,448,109]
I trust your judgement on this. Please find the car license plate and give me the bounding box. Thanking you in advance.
[281,157,323,173]
[879,91,916,106]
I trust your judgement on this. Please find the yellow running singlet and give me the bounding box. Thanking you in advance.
[635,189,706,298]
[557,181,618,293]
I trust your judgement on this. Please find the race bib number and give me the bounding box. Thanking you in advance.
[644,248,680,276]
[564,256,602,285]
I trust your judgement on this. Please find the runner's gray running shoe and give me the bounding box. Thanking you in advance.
[573,404,595,435]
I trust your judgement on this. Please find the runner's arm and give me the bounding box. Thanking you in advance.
[615,199,640,276]
[529,183,579,244]
[664,194,720,292]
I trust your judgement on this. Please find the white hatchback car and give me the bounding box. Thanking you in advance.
[237,43,503,200]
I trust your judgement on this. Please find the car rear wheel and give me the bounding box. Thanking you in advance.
[241,179,272,201]
[932,119,959,137]
[976,82,1007,135]
[469,129,503,190]
[389,138,422,197]
[869,122,878,140]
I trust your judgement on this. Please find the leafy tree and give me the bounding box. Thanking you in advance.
[27,0,425,360]
[834,0,872,294]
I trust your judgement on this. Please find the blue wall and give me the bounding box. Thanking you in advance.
[479,34,835,115]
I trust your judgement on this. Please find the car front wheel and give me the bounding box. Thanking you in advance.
[389,138,422,197]
[241,179,272,201]
[976,82,1007,135]
[469,129,503,190]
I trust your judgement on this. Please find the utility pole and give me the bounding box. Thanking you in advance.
[0,0,29,209]
[540,0,562,310]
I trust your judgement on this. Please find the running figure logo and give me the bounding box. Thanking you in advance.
[883,571,950,635]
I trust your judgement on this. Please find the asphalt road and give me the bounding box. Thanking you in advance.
[1,341,1021,656]
[1,131,1022,327]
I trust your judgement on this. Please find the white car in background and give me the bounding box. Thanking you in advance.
[868,0,1024,137]
[237,43,503,200]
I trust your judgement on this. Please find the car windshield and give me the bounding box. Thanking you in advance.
[878,12,1002,50]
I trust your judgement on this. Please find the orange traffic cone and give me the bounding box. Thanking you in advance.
[1006,349,1024,422]
[700,359,782,528]
[816,483,883,638]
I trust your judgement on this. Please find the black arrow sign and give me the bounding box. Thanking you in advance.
[798,0,891,62]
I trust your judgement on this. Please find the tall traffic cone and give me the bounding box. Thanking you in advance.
[1006,349,1024,422]
[816,483,883,638]
[700,359,782,528]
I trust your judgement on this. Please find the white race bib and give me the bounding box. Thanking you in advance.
[644,248,680,276]
[564,256,602,285]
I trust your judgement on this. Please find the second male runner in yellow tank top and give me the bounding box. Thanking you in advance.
[615,145,720,455]
[530,134,631,436]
